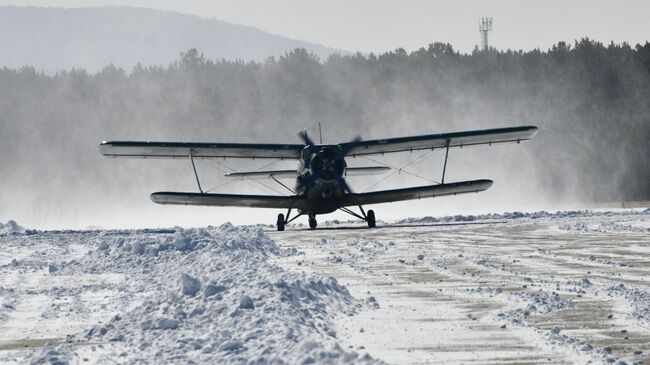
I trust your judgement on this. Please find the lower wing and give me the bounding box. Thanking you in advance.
[150,192,307,209]
[341,179,493,206]
[150,179,492,210]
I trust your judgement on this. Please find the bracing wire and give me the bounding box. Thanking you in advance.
[359,149,440,192]
[204,179,237,193]
[195,147,440,196]
[192,159,241,193]
[250,158,285,172]
[361,170,401,192]
[197,157,290,195]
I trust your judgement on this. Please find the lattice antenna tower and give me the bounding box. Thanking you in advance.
[479,17,493,51]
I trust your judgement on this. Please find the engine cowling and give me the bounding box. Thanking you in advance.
[309,146,346,180]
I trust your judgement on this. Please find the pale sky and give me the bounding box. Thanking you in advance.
[1,0,649,54]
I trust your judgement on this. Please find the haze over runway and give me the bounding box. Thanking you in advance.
[0,1,649,230]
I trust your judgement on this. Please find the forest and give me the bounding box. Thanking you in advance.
[1,38,649,226]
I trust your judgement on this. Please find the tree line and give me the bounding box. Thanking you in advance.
[1,38,649,226]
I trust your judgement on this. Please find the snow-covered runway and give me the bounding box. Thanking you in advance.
[1,210,650,364]
[270,211,650,365]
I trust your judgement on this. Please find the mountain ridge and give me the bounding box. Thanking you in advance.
[0,5,348,73]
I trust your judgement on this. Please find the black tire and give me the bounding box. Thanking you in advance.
[308,216,317,229]
[367,210,376,228]
[277,213,285,231]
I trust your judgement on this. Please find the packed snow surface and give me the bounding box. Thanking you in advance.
[2,209,650,364]
[271,209,650,365]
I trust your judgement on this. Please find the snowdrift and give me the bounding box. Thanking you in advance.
[0,223,382,364]
[0,220,24,235]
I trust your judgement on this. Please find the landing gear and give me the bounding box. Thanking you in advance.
[367,210,376,228]
[338,205,377,229]
[277,213,285,231]
[308,214,318,229]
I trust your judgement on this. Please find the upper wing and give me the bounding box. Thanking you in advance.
[341,179,493,206]
[100,126,536,159]
[99,141,304,159]
[151,192,307,209]
[341,126,538,156]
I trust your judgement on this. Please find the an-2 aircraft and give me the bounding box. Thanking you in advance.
[99,125,538,231]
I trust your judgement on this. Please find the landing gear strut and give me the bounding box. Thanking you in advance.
[278,207,372,231]
[308,214,318,229]
[338,205,377,229]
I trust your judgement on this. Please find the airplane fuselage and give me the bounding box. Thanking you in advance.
[295,145,348,215]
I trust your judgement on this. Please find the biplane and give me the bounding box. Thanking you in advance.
[99,125,538,230]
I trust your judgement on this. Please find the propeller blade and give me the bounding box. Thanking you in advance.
[335,175,354,194]
[298,129,316,147]
[339,135,362,157]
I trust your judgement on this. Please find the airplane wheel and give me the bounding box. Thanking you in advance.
[308,216,317,229]
[367,210,376,228]
[277,213,285,231]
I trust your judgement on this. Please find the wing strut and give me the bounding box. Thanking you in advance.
[441,140,450,184]
[270,175,296,194]
[189,149,204,194]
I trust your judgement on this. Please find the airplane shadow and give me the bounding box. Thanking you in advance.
[279,220,509,232]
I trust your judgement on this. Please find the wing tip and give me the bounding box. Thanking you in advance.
[150,192,164,204]
[150,191,197,205]
[462,179,493,191]
[523,125,539,137]
[98,141,112,156]
[454,179,493,191]
[480,179,494,190]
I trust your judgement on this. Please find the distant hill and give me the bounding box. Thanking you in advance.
[0,6,347,73]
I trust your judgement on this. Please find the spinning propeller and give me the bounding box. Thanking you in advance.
[297,130,362,196]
